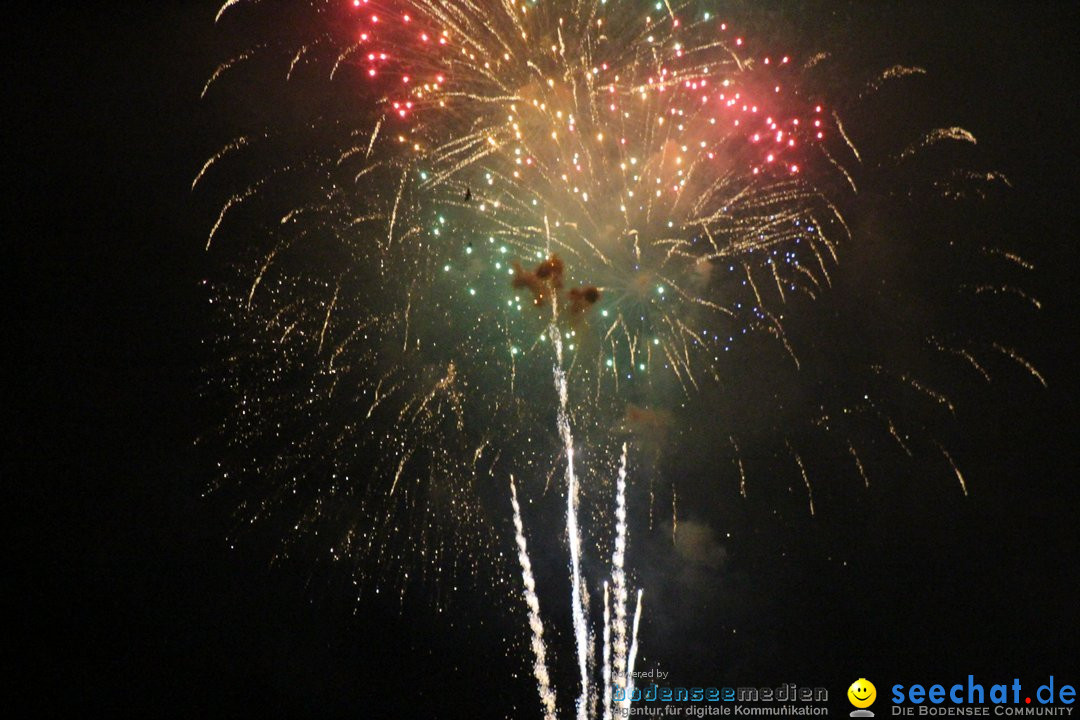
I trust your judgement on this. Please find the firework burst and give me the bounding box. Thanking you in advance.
[199,0,1040,606]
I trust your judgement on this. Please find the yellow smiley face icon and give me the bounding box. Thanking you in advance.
[848,679,877,708]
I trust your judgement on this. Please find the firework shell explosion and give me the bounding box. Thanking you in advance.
[198,0,1042,593]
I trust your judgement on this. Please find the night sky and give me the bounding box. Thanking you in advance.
[9,1,1079,717]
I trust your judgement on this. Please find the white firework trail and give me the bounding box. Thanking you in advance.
[192,136,250,191]
[992,343,1048,388]
[935,445,969,497]
[510,476,559,720]
[610,443,630,700]
[602,582,612,720]
[899,127,977,159]
[215,0,261,23]
[201,48,258,98]
[548,311,591,720]
[606,445,645,719]
[612,443,644,718]
[622,589,645,717]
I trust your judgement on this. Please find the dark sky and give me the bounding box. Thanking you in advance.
[8,1,1079,717]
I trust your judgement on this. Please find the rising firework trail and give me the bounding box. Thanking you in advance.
[546,296,592,720]
[510,475,558,720]
[513,440,643,720]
